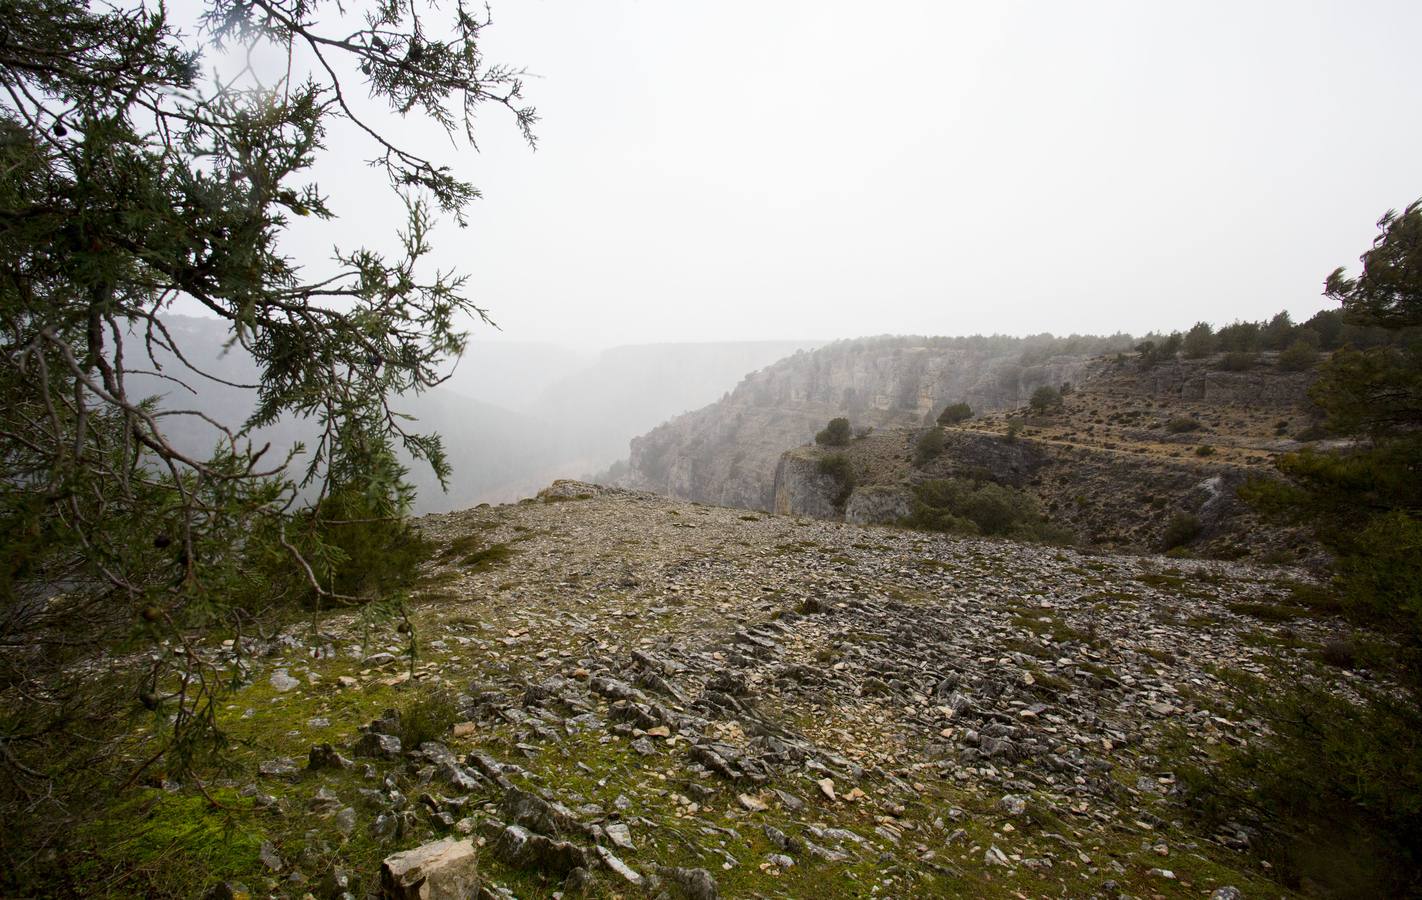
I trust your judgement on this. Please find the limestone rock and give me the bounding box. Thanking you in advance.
[655,866,719,900]
[379,837,478,900]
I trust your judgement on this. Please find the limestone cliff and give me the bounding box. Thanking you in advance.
[621,335,1126,509]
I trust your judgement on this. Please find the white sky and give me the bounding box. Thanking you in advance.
[180,0,1422,349]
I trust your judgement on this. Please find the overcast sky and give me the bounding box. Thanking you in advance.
[188,0,1422,349]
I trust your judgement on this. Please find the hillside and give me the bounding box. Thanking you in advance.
[619,335,1136,508]
[771,353,1322,560]
[87,481,1363,899]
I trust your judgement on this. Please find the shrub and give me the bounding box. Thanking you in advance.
[906,478,1071,544]
[289,485,433,603]
[1160,512,1202,550]
[1294,423,1328,442]
[914,427,946,465]
[1277,339,1320,372]
[399,689,461,749]
[1165,417,1202,433]
[1217,320,1263,352]
[1005,418,1024,443]
[814,417,851,447]
[1320,636,1357,669]
[937,402,973,426]
[1183,321,1216,358]
[1198,682,1422,898]
[816,453,856,507]
[1138,333,1183,367]
[1028,385,1063,413]
[1335,510,1422,642]
[1196,444,1216,457]
[1219,350,1260,371]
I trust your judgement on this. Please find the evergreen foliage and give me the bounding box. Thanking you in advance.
[914,427,946,465]
[815,452,856,507]
[937,402,973,425]
[1276,339,1319,372]
[1227,199,1422,896]
[906,477,1073,544]
[1183,322,1215,358]
[0,0,534,801]
[1028,385,1063,413]
[814,416,852,447]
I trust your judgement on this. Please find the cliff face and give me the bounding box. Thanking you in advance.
[622,337,1106,509]
[770,449,845,520]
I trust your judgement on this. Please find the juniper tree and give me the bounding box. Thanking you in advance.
[0,0,533,797]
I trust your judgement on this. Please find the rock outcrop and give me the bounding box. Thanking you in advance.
[765,354,1321,557]
[770,449,845,520]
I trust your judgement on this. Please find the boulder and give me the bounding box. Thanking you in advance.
[655,866,719,900]
[492,824,589,876]
[379,837,478,900]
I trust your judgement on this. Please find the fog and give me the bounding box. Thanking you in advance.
[141,317,818,511]
[153,0,1422,505]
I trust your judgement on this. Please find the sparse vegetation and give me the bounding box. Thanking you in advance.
[460,542,516,572]
[398,689,460,750]
[1164,416,1203,433]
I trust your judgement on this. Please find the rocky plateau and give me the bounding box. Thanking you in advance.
[183,480,1357,899]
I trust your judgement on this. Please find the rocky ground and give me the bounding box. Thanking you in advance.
[119,481,1363,899]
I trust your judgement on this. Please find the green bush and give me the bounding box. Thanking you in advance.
[1336,510,1422,645]
[280,485,433,604]
[1160,512,1202,549]
[1165,417,1202,433]
[1195,444,1216,457]
[1183,321,1216,358]
[814,417,852,447]
[816,453,856,507]
[906,478,1071,544]
[1277,339,1320,372]
[399,689,461,749]
[1218,350,1260,371]
[914,427,946,465]
[1196,682,1422,898]
[1028,385,1063,413]
[1005,418,1024,443]
[937,402,973,426]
